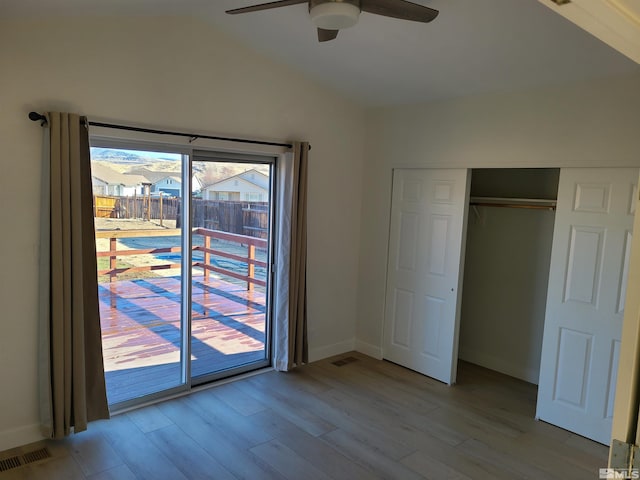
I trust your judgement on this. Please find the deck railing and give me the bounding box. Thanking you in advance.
[95,228,267,290]
[193,227,267,291]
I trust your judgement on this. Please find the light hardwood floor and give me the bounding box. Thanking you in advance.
[0,353,608,479]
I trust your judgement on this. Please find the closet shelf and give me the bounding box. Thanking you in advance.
[469,197,556,210]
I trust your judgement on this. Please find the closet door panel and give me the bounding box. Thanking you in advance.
[564,225,605,305]
[383,168,470,385]
[390,288,413,348]
[606,340,622,419]
[418,294,445,359]
[427,215,450,276]
[397,212,418,270]
[537,168,638,445]
[553,327,592,410]
[618,231,633,313]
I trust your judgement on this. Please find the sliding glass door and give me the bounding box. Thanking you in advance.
[91,146,186,406]
[91,144,274,408]
[190,155,274,383]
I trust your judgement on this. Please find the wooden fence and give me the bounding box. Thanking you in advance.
[94,196,269,238]
[190,201,269,239]
[93,194,180,223]
[94,195,118,218]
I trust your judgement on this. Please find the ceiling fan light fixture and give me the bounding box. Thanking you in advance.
[310,2,360,30]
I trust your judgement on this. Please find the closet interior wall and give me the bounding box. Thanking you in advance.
[458,168,560,384]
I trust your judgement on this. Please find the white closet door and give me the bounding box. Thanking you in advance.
[537,168,638,444]
[383,169,470,384]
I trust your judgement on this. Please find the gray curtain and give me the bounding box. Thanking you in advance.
[39,112,110,438]
[274,142,309,370]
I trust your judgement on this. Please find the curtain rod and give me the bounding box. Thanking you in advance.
[28,112,296,149]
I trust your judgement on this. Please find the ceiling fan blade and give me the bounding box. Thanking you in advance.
[226,0,307,15]
[317,28,339,42]
[360,0,439,23]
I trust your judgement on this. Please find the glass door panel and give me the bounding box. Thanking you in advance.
[190,160,273,381]
[91,146,185,406]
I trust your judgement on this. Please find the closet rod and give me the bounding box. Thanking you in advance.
[28,112,298,149]
[470,202,556,211]
[469,197,556,211]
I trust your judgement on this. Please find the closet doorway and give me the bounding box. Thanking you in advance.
[458,168,559,386]
[457,167,638,444]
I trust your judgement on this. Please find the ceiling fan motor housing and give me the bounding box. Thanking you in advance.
[309,0,361,30]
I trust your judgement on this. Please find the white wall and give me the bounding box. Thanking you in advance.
[0,15,365,450]
[356,73,640,358]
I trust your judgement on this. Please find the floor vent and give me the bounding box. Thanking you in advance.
[332,356,358,367]
[0,456,23,472]
[0,447,52,472]
[22,447,52,464]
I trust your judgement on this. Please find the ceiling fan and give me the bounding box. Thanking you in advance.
[226,0,439,42]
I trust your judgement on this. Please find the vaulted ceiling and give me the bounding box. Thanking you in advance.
[3,0,638,106]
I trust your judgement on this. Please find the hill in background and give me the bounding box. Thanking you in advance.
[90,147,270,187]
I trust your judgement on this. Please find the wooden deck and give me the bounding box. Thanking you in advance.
[99,275,267,405]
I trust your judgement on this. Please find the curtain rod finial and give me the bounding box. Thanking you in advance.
[28,111,47,125]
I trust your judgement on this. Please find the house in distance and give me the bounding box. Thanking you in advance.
[91,163,149,197]
[201,169,269,202]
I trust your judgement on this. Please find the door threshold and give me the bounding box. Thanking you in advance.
[109,366,274,416]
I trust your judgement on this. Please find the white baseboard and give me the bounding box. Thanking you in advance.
[308,339,356,363]
[459,347,539,384]
[355,339,383,360]
[0,423,43,452]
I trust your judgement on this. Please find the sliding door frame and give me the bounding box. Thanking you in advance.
[181,151,193,388]
[92,137,193,411]
[91,136,278,410]
[190,149,277,385]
